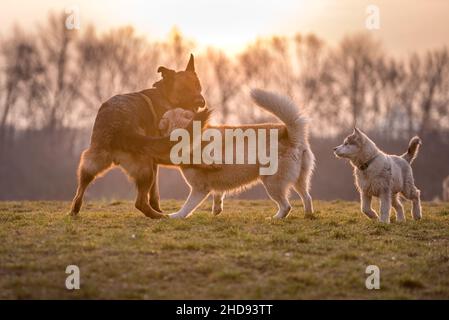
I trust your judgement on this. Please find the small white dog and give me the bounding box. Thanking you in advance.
[334,128,422,223]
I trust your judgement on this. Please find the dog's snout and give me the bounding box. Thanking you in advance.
[195,96,205,108]
[333,147,338,151]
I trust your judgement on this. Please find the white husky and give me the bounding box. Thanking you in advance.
[159,89,315,219]
[334,128,422,223]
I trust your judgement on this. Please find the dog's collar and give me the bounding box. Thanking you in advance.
[358,155,378,171]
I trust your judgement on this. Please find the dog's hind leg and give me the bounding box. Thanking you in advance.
[391,193,405,222]
[149,163,162,213]
[379,192,392,223]
[120,157,165,219]
[403,180,422,220]
[401,171,422,220]
[169,187,210,219]
[294,175,313,217]
[263,180,292,219]
[70,148,112,216]
[410,188,422,220]
[360,193,378,220]
[133,169,165,219]
[294,149,315,216]
[212,192,225,216]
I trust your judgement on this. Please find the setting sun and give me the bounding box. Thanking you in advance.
[2,0,449,55]
[103,0,311,53]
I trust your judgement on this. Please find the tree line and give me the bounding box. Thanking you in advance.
[1,12,448,201]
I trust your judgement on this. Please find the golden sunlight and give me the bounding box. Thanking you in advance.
[2,0,449,55]
[88,0,310,54]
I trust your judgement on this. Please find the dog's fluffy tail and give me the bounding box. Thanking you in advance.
[112,109,211,163]
[250,89,309,147]
[402,136,422,164]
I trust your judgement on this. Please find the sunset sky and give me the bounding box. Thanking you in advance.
[1,0,448,55]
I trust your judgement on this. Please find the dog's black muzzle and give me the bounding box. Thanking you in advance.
[194,96,206,110]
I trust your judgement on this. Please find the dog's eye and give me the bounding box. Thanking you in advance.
[344,142,349,146]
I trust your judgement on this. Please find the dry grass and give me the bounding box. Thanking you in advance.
[0,199,449,299]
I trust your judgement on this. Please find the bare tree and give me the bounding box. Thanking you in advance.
[0,27,44,144]
[77,25,160,119]
[200,48,240,123]
[30,12,81,132]
[159,27,195,69]
[329,33,383,129]
[293,34,339,136]
[417,48,449,135]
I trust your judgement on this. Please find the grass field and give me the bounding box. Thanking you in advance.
[0,199,449,299]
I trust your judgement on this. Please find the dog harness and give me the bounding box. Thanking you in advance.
[138,93,158,122]
[138,92,170,136]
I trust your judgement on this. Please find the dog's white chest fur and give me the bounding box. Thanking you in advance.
[355,159,392,197]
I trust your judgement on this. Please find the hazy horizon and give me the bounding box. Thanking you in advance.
[1,0,449,56]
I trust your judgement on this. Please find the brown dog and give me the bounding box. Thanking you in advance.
[70,54,205,218]
[126,90,315,219]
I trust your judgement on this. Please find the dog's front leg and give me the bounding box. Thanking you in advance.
[361,193,378,220]
[212,192,225,215]
[149,164,162,213]
[379,192,392,223]
[169,188,210,219]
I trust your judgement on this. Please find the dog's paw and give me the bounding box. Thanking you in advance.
[146,212,167,219]
[169,212,187,219]
[150,206,164,214]
[68,211,79,218]
[212,206,223,216]
[379,217,390,224]
[363,211,379,220]
[305,213,317,220]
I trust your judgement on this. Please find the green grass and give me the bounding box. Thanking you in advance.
[0,199,449,299]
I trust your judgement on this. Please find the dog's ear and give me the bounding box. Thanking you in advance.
[353,127,362,136]
[352,127,366,144]
[185,54,195,72]
[159,118,169,132]
[182,110,195,119]
[157,66,176,79]
[154,66,176,91]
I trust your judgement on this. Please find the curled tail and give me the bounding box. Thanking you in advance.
[250,89,309,147]
[402,136,421,164]
[112,109,211,163]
